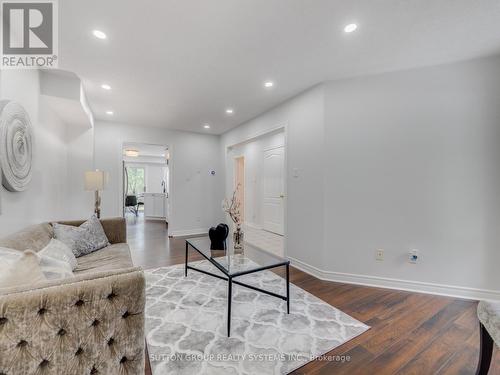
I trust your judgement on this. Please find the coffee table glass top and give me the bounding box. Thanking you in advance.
[186,236,289,276]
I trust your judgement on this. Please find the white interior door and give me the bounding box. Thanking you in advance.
[262,146,285,235]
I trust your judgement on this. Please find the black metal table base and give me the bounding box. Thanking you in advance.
[185,242,290,337]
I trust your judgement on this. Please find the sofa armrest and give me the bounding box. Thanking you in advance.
[55,217,127,244]
[0,268,145,375]
[100,217,127,244]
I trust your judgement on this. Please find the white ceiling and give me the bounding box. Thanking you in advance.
[59,0,500,134]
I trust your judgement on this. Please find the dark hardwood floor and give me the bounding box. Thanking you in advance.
[126,214,500,375]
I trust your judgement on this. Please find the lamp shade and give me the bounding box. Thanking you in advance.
[84,170,106,191]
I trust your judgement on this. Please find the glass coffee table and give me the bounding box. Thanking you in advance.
[185,236,290,337]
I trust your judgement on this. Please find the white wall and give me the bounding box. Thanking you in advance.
[323,56,500,297]
[0,71,69,235]
[65,124,94,219]
[222,55,500,299]
[226,130,285,226]
[221,85,326,268]
[94,122,224,236]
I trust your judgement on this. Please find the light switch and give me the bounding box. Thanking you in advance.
[293,168,299,178]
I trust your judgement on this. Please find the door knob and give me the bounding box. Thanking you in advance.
[279,194,285,198]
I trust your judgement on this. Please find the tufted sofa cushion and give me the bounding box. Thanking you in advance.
[75,243,134,274]
[0,267,145,375]
[478,300,500,347]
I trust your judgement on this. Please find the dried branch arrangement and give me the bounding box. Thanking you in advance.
[222,184,242,225]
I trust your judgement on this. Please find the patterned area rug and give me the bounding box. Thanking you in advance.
[145,260,369,375]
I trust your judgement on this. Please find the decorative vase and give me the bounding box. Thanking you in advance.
[209,223,229,250]
[233,225,244,252]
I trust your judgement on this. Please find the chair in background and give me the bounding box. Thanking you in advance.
[125,195,139,216]
[137,193,144,212]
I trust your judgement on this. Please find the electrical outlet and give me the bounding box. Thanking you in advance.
[375,249,384,261]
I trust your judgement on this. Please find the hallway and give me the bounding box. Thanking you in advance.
[244,224,284,257]
[125,213,191,269]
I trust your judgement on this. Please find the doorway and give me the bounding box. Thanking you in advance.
[226,127,286,257]
[122,142,170,223]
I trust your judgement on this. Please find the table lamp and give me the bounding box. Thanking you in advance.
[84,170,106,218]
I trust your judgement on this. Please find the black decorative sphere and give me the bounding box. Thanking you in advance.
[209,223,229,250]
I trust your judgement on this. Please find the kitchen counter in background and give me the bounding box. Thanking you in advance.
[143,193,168,221]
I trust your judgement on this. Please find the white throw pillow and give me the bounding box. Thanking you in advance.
[38,253,74,280]
[39,238,78,270]
[0,249,46,289]
[0,246,21,263]
[0,247,74,284]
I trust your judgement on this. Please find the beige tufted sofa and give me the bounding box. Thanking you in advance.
[0,218,145,375]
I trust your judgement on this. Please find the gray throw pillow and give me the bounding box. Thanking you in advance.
[53,215,110,257]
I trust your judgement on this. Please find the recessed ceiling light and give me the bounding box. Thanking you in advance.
[105,110,114,115]
[344,23,358,33]
[264,81,274,88]
[101,83,111,90]
[203,124,210,129]
[225,108,234,115]
[92,30,107,39]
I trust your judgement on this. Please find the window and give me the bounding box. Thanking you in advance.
[126,167,145,195]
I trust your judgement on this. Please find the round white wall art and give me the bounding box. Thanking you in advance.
[0,100,34,192]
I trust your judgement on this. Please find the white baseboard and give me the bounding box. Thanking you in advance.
[288,256,500,301]
[144,216,166,221]
[169,228,208,238]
